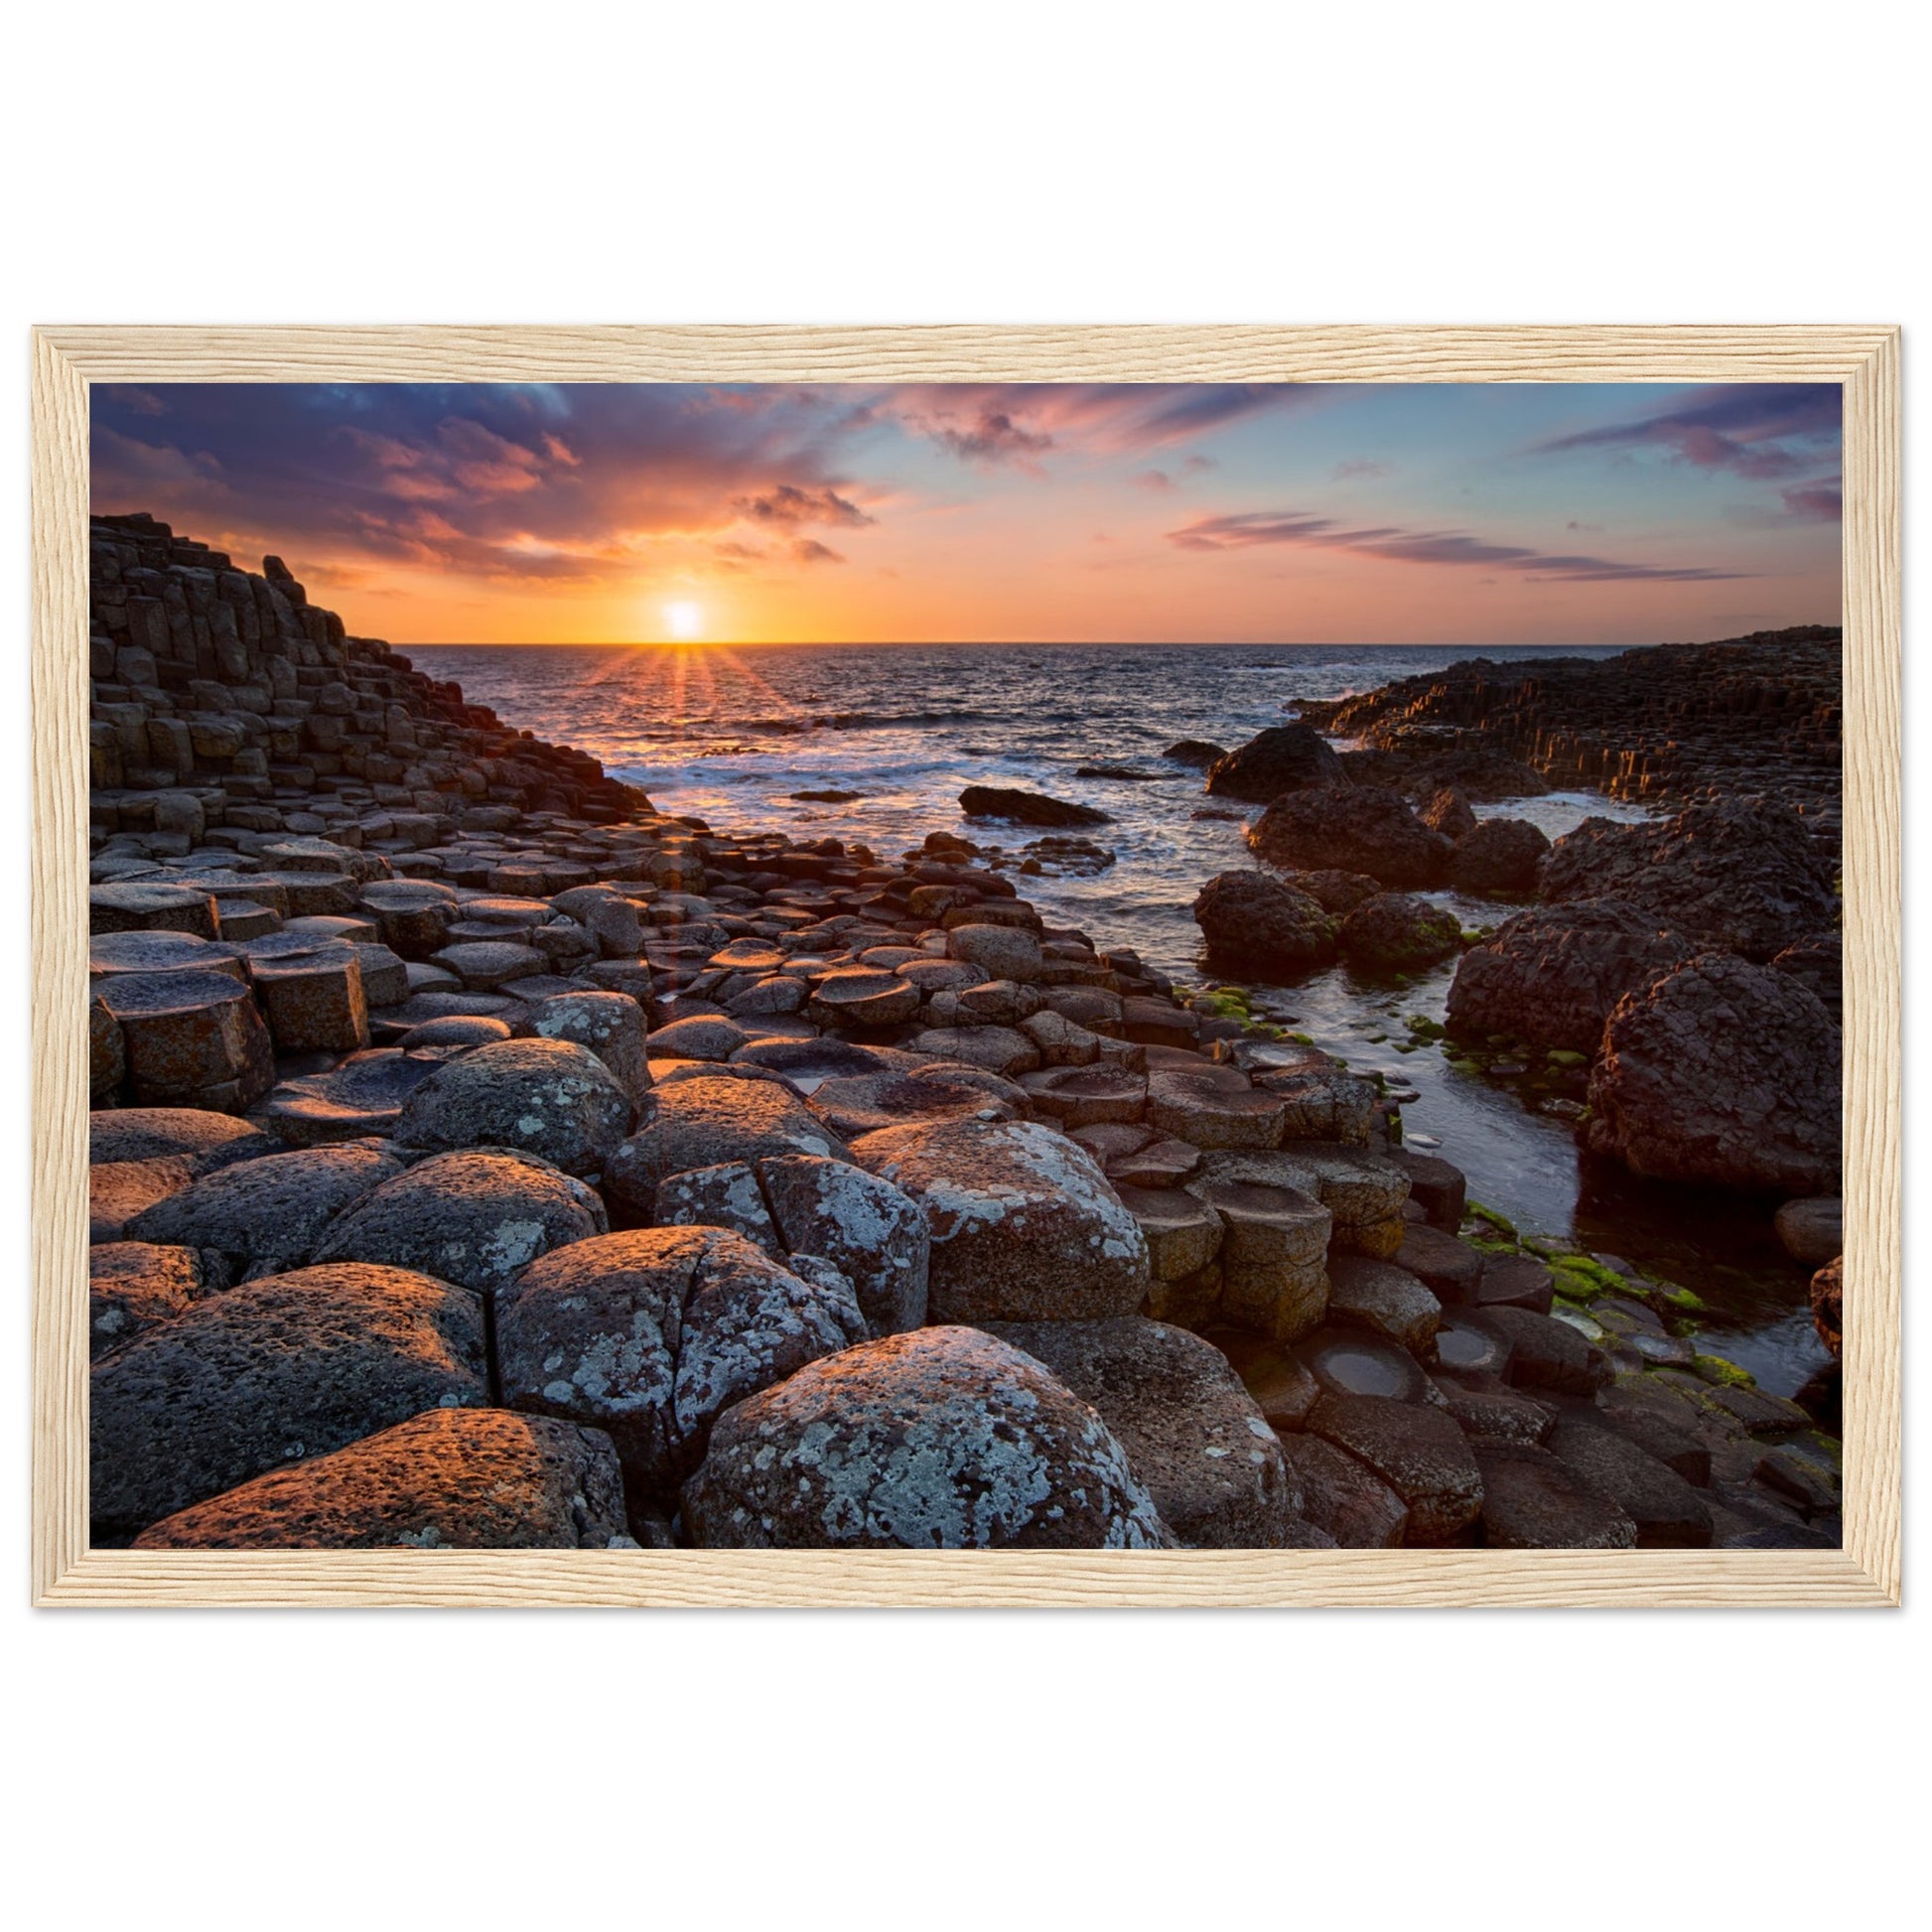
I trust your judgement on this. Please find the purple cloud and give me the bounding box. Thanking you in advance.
[733,483,875,528]
[1167,509,1743,582]
[1536,383,1841,486]
[1781,478,1843,522]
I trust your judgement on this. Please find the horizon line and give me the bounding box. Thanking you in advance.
[392,629,1837,652]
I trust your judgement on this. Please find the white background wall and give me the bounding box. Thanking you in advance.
[4,5,1922,1925]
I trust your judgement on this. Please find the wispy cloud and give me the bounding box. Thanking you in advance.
[1780,477,1843,522]
[732,483,875,529]
[1166,509,1743,582]
[1536,383,1841,487]
[899,384,1299,469]
[1331,458,1392,482]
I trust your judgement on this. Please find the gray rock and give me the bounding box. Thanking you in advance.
[393,1036,633,1176]
[683,1325,1173,1549]
[756,1153,931,1335]
[529,990,651,1101]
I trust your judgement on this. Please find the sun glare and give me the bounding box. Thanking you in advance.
[664,600,703,641]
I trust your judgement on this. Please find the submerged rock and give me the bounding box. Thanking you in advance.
[682,1326,1173,1549]
[958,784,1110,828]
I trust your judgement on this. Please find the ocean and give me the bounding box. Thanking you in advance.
[407,640,1825,1392]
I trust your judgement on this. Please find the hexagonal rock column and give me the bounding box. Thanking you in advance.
[683,1326,1173,1549]
[88,930,248,985]
[495,1226,868,1512]
[1325,1254,1443,1357]
[259,1048,446,1147]
[986,1317,1301,1548]
[315,1149,608,1300]
[356,879,460,959]
[250,943,370,1053]
[89,1263,488,1541]
[90,995,125,1101]
[808,968,921,1031]
[126,1144,404,1282]
[1305,1392,1483,1544]
[851,1117,1150,1322]
[1020,1064,1147,1129]
[93,970,275,1112]
[89,1106,273,1170]
[603,1072,846,1220]
[1147,1065,1289,1151]
[1199,1145,1412,1260]
[1183,1174,1331,1342]
[133,1408,631,1550]
[392,1036,632,1177]
[89,881,220,939]
[530,990,650,1103]
[806,1068,1022,1139]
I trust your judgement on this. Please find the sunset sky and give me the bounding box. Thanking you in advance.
[90,380,1843,646]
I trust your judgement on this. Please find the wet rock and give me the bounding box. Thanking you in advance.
[987,1317,1300,1547]
[1470,1253,1555,1313]
[683,1325,1172,1549]
[127,1144,402,1279]
[851,1117,1150,1322]
[1275,1432,1409,1546]
[1247,785,1452,889]
[605,1073,845,1219]
[1307,1392,1483,1543]
[757,1154,930,1336]
[1447,898,1699,1055]
[261,1048,446,1147]
[1475,1445,1637,1549]
[1465,1305,1602,1395]
[1583,954,1841,1194]
[1292,869,1384,915]
[1393,1223,1486,1304]
[1449,817,1550,897]
[1420,786,1477,840]
[1774,1195,1843,1266]
[314,1147,607,1299]
[133,1408,631,1550]
[1165,739,1227,768]
[90,1262,487,1539]
[1295,1327,1431,1404]
[89,1241,204,1355]
[1336,892,1461,970]
[1325,1254,1442,1355]
[958,784,1110,828]
[1539,801,1838,962]
[1545,1415,1713,1547]
[1204,724,1346,803]
[393,1035,633,1177]
[94,969,275,1110]
[495,1225,867,1508]
[1191,870,1338,975]
[1809,1255,1843,1357]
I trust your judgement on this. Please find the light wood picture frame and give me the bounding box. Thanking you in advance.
[32,324,1901,1608]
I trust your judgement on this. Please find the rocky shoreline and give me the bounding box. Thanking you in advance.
[84,515,1842,1552]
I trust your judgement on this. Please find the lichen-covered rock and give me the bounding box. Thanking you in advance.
[1449,817,1550,897]
[1247,785,1452,889]
[1447,898,1698,1055]
[314,1148,608,1299]
[851,1117,1149,1321]
[1336,892,1461,970]
[494,1225,867,1507]
[604,1073,845,1219]
[683,1326,1173,1549]
[529,990,651,1102]
[88,1241,204,1357]
[1203,724,1346,803]
[757,1153,930,1335]
[125,1144,403,1280]
[393,1035,632,1176]
[1191,870,1337,976]
[133,1408,630,1549]
[89,1262,488,1539]
[652,1160,783,1252]
[1583,953,1842,1193]
[1539,801,1838,962]
[986,1317,1300,1547]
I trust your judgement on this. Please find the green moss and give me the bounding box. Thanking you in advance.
[1467,1200,1518,1239]
[1406,1016,1447,1041]
[1288,1031,1313,1045]
[1692,1353,1757,1390]
[1546,1048,1587,1068]
[1546,1254,1632,1300]
[1660,1285,1706,1313]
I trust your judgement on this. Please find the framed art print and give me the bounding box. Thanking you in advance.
[30,325,1901,1606]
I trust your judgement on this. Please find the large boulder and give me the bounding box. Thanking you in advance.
[1538,801,1838,962]
[88,1241,204,1357]
[392,1036,632,1176]
[1447,899,1698,1054]
[1449,817,1551,897]
[1247,785,1451,889]
[89,1106,270,1171]
[89,1263,488,1539]
[756,1154,930,1335]
[986,1317,1301,1547]
[1191,870,1337,976]
[1204,724,1346,803]
[313,1148,608,1299]
[604,1073,846,1220]
[1583,954,1842,1193]
[125,1144,403,1281]
[851,1117,1149,1321]
[1336,892,1461,970]
[133,1409,631,1549]
[682,1326,1173,1549]
[494,1225,867,1508]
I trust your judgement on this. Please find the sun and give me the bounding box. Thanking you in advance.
[663,600,703,641]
